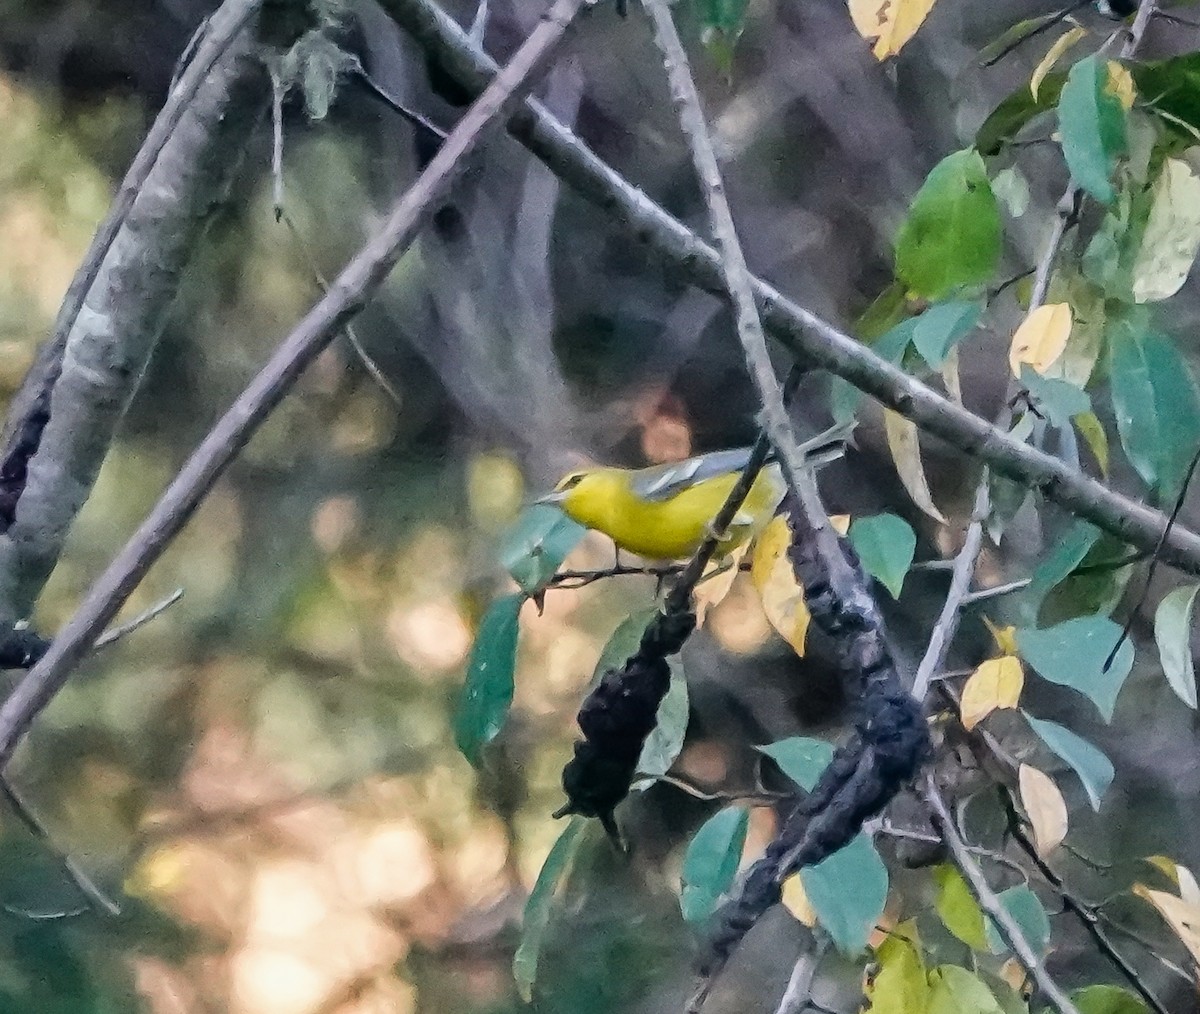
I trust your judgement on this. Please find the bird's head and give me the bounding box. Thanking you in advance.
[536,467,617,527]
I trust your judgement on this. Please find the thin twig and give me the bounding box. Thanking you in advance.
[1104,443,1200,671]
[0,0,591,768]
[378,0,1200,576]
[1004,794,1172,1014]
[654,772,787,805]
[641,0,854,607]
[1121,0,1160,58]
[0,776,121,917]
[279,210,404,408]
[93,589,184,651]
[961,578,1032,606]
[924,775,1082,1014]
[912,481,990,701]
[773,944,825,1014]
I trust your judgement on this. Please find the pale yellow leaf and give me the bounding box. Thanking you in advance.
[1073,410,1109,476]
[884,409,948,524]
[1009,303,1073,378]
[694,542,750,625]
[983,616,1019,657]
[750,515,810,655]
[1031,26,1087,101]
[782,872,818,926]
[1019,764,1068,855]
[1132,158,1200,303]
[960,656,1025,730]
[1180,867,1200,907]
[1106,61,1137,112]
[1133,885,1200,968]
[830,514,852,536]
[847,0,939,60]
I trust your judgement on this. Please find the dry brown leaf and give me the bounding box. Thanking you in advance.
[694,542,750,625]
[960,656,1025,730]
[1019,764,1068,855]
[750,516,810,656]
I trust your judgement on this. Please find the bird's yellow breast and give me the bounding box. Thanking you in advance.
[563,464,785,560]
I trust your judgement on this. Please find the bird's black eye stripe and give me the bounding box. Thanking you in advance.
[561,474,585,490]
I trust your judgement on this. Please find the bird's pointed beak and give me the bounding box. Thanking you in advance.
[533,490,566,506]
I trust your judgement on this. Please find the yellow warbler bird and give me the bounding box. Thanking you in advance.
[538,424,849,560]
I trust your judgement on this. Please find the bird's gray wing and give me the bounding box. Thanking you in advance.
[631,448,758,502]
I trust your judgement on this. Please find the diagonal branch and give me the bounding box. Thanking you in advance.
[925,775,1082,1014]
[375,0,1200,576]
[0,0,267,631]
[0,0,591,768]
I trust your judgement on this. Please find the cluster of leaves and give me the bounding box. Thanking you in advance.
[452,3,1200,1011]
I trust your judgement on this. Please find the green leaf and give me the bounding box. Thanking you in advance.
[992,166,1030,217]
[698,0,748,75]
[592,609,657,684]
[1109,319,1200,498]
[1071,983,1152,1014]
[1154,583,1200,709]
[513,816,586,1001]
[680,806,749,923]
[934,864,988,950]
[1133,52,1200,145]
[1016,615,1133,722]
[1019,367,1091,427]
[1024,713,1115,811]
[984,883,1052,956]
[800,832,889,955]
[500,505,585,594]
[848,514,916,599]
[832,316,916,424]
[635,670,690,782]
[1131,158,1200,303]
[1040,530,1136,627]
[912,300,983,368]
[929,965,1005,1014]
[1082,190,1151,303]
[895,150,1001,300]
[865,926,928,1014]
[1024,519,1101,616]
[977,75,1065,156]
[455,594,523,765]
[756,736,834,791]
[1058,56,1127,204]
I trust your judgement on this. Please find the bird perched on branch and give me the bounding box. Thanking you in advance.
[537,424,850,561]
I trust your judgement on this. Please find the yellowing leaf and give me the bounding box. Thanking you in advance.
[998,957,1027,993]
[983,616,1019,656]
[782,872,818,925]
[1009,303,1073,377]
[1146,856,1200,905]
[694,542,750,625]
[1131,158,1200,304]
[960,656,1025,730]
[1031,26,1087,101]
[751,515,811,655]
[848,0,939,59]
[830,514,852,536]
[1073,410,1110,476]
[1019,764,1068,855]
[1106,61,1136,112]
[1133,884,1200,967]
[884,409,948,524]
